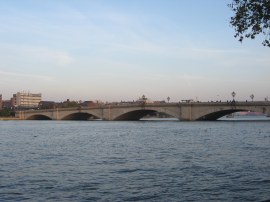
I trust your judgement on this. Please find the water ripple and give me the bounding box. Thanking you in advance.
[0,120,270,201]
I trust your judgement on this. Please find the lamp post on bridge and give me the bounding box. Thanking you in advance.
[250,94,254,102]
[231,91,236,102]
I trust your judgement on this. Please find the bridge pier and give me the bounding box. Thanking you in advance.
[102,108,112,121]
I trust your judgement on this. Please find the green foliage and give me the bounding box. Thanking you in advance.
[0,108,14,117]
[229,0,270,47]
[63,101,80,108]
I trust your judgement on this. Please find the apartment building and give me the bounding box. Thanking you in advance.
[13,92,42,108]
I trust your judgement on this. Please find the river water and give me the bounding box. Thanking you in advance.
[0,119,270,201]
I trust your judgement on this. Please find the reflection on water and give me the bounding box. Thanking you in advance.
[219,115,270,121]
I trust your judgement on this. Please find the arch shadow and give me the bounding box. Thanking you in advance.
[114,109,174,121]
[27,115,52,120]
[197,109,247,121]
[62,112,99,120]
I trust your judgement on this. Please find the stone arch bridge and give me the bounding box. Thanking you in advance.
[16,102,270,121]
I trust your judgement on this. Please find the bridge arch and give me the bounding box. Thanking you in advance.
[113,108,178,121]
[114,109,156,120]
[27,114,52,120]
[196,107,267,121]
[61,112,100,120]
[197,109,245,120]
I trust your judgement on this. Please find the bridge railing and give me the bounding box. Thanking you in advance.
[16,101,270,114]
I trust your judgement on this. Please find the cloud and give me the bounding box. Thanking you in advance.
[0,70,53,81]
[190,48,247,54]
[0,44,74,67]
[98,11,132,25]
[50,51,74,66]
[22,46,74,67]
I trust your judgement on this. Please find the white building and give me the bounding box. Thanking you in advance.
[136,95,153,104]
[13,92,42,108]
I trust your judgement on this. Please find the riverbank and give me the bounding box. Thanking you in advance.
[0,117,20,120]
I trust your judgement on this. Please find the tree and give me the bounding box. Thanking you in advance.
[229,0,270,47]
[62,100,79,108]
[0,108,14,117]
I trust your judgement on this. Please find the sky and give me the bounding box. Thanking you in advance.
[0,0,269,102]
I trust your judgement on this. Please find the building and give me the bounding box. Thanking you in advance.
[13,92,42,108]
[10,97,15,107]
[2,100,12,109]
[80,101,99,107]
[0,94,2,110]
